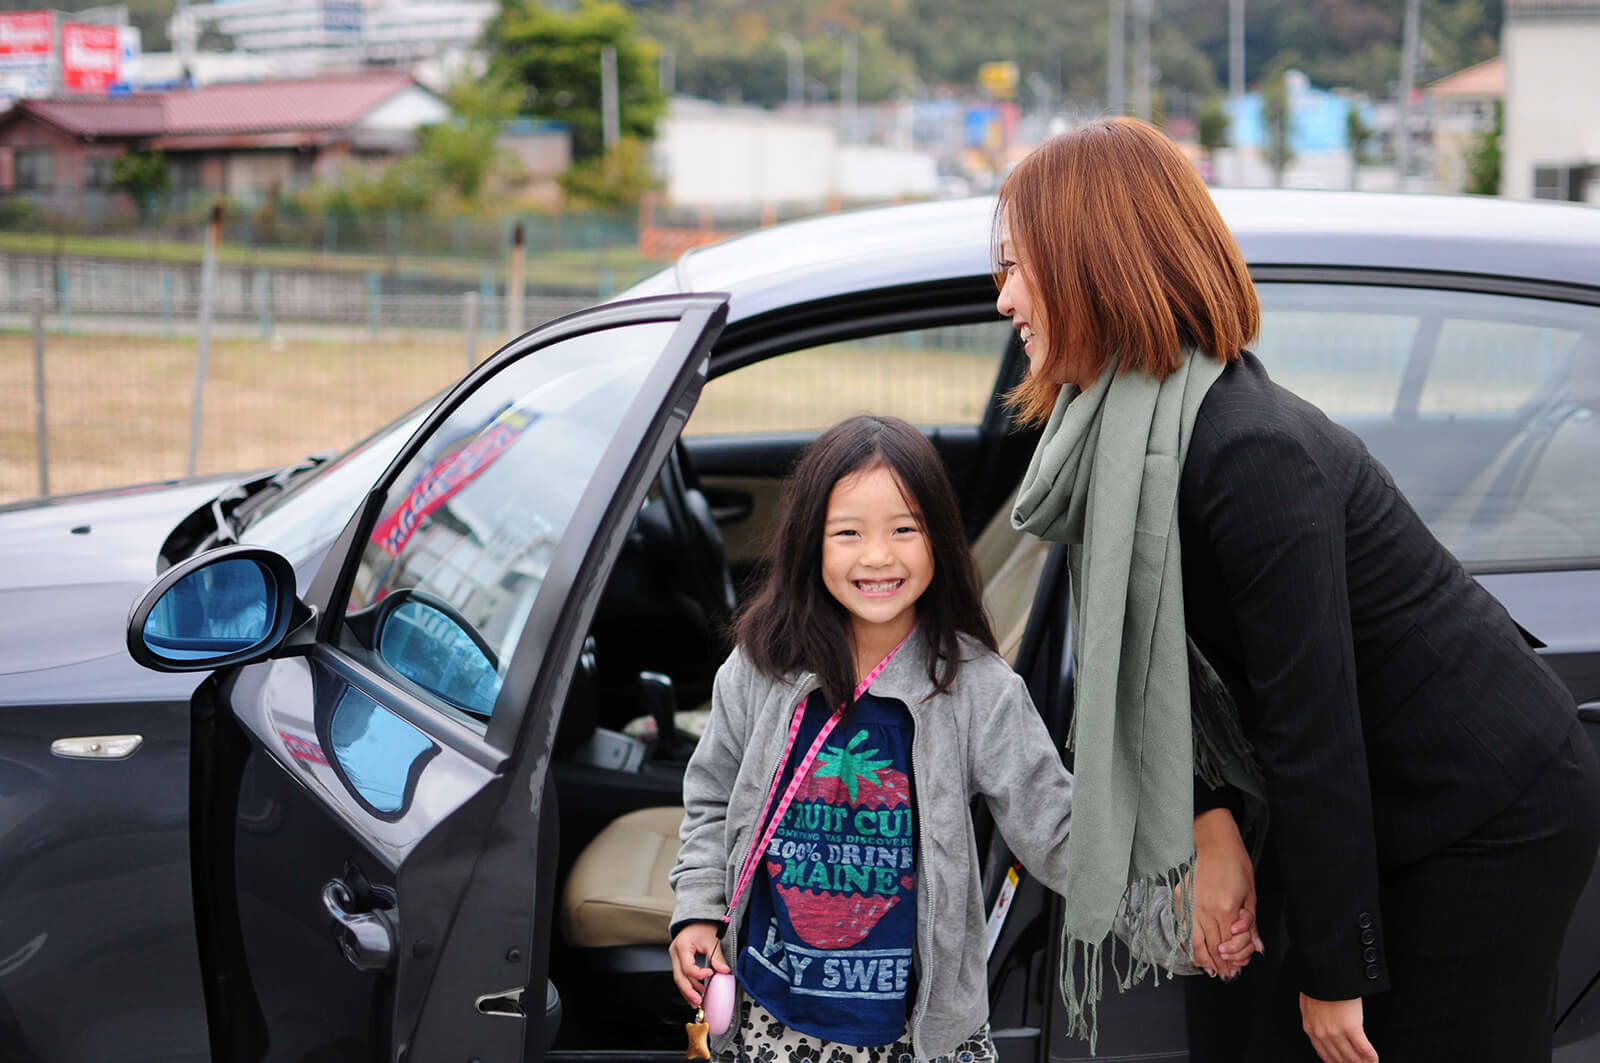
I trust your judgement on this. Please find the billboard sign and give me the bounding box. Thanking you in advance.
[0,11,52,73]
[62,22,119,93]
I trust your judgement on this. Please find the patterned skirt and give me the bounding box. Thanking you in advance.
[716,998,997,1063]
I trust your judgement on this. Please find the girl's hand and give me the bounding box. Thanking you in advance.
[1187,807,1264,978]
[669,921,731,1008]
[1299,994,1378,1063]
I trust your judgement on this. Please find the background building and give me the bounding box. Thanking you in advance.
[1503,0,1599,201]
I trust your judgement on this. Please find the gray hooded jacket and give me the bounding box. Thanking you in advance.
[670,629,1078,1060]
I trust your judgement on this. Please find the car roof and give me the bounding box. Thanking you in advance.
[625,190,1600,323]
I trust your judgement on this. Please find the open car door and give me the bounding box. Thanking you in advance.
[127,294,729,1062]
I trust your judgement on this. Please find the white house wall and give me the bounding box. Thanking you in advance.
[1503,19,1600,200]
[359,85,451,133]
[659,100,837,210]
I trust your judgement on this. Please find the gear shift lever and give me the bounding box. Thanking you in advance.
[638,671,677,759]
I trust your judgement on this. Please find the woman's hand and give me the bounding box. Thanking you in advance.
[1186,807,1264,978]
[669,921,731,1008]
[1299,994,1378,1063]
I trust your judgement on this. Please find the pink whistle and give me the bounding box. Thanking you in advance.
[703,972,735,1035]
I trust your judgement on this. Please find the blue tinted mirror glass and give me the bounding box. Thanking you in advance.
[144,558,276,662]
[329,687,434,813]
[378,599,500,717]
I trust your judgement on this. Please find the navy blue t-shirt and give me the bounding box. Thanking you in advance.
[738,690,918,1046]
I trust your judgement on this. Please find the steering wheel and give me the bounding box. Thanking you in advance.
[655,439,737,642]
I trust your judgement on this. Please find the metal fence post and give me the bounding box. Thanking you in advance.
[366,271,381,339]
[464,291,480,371]
[507,221,526,338]
[31,288,48,496]
[161,267,175,337]
[55,264,69,334]
[188,204,222,477]
[257,267,273,340]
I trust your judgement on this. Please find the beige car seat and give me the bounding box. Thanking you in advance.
[558,506,1048,949]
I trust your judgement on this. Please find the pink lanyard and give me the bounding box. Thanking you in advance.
[721,630,914,924]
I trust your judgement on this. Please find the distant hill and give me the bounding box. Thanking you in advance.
[636,0,1501,108]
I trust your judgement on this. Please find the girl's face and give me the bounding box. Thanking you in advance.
[821,463,934,651]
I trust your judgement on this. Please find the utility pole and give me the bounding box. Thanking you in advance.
[1396,0,1421,187]
[1107,0,1125,115]
[601,44,620,152]
[776,32,803,108]
[1132,0,1153,122]
[1229,0,1244,184]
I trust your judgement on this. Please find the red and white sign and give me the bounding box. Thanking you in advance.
[0,11,52,67]
[62,22,119,93]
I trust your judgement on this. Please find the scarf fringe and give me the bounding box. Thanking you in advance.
[1058,860,1195,1056]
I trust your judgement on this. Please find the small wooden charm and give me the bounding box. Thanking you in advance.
[686,1008,711,1060]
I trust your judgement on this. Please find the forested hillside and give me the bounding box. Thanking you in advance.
[635,0,1501,106]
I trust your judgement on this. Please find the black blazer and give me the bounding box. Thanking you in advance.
[1179,352,1577,1002]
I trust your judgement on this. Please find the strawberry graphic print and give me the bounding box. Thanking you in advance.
[738,691,918,1048]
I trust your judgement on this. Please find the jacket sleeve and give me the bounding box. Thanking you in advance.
[669,650,751,934]
[967,669,1075,894]
[1187,422,1389,1001]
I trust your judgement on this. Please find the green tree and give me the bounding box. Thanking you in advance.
[110,150,170,220]
[558,135,657,208]
[1344,103,1374,189]
[490,0,666,163]
[1463,99,1503,196]
[1260,56,1299,187]
[1198,96,1230,166]
[419,76,525,204]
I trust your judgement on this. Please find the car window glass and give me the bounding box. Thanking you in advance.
[1255,283,1599,568]
[1253,287,1416,416]
[1420,319,1582,414]
[341,320,678,731]
[683,320,1011,436]
[243,406,430,562]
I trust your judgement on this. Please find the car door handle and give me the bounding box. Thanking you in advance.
[322,879,397,973]
[704,488,753,525]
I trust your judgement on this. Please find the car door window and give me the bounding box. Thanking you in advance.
[1255,283,1600,568]
[339,320,680,731]
[683,320,1012,436]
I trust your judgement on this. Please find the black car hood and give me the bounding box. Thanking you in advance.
[0,479,233,695]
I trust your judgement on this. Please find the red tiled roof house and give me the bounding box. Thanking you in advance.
[0,73,449,207]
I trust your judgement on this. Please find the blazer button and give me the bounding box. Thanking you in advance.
[1365,964,1381,980]
[1358,913,1373,929]
[1361,929,1376,945]
[1363,947,1378,963]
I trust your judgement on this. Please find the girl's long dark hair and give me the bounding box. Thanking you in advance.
[735,414,998,711]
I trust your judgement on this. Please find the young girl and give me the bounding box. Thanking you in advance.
[667,414,1226,1063]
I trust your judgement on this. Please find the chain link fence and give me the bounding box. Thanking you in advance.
[0,261,607,505]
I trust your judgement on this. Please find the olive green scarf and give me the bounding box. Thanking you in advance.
[1011,351,1262,1052]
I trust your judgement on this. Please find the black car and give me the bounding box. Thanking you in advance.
[3,191,1599,1063]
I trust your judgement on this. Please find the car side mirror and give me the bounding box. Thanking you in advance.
[126,545,310,672]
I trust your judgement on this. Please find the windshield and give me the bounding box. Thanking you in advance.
[240,405,431,564]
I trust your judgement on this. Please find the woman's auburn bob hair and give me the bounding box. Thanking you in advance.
[995,117,1261,426]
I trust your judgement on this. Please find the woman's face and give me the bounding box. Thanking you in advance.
[995,220,1050,379]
